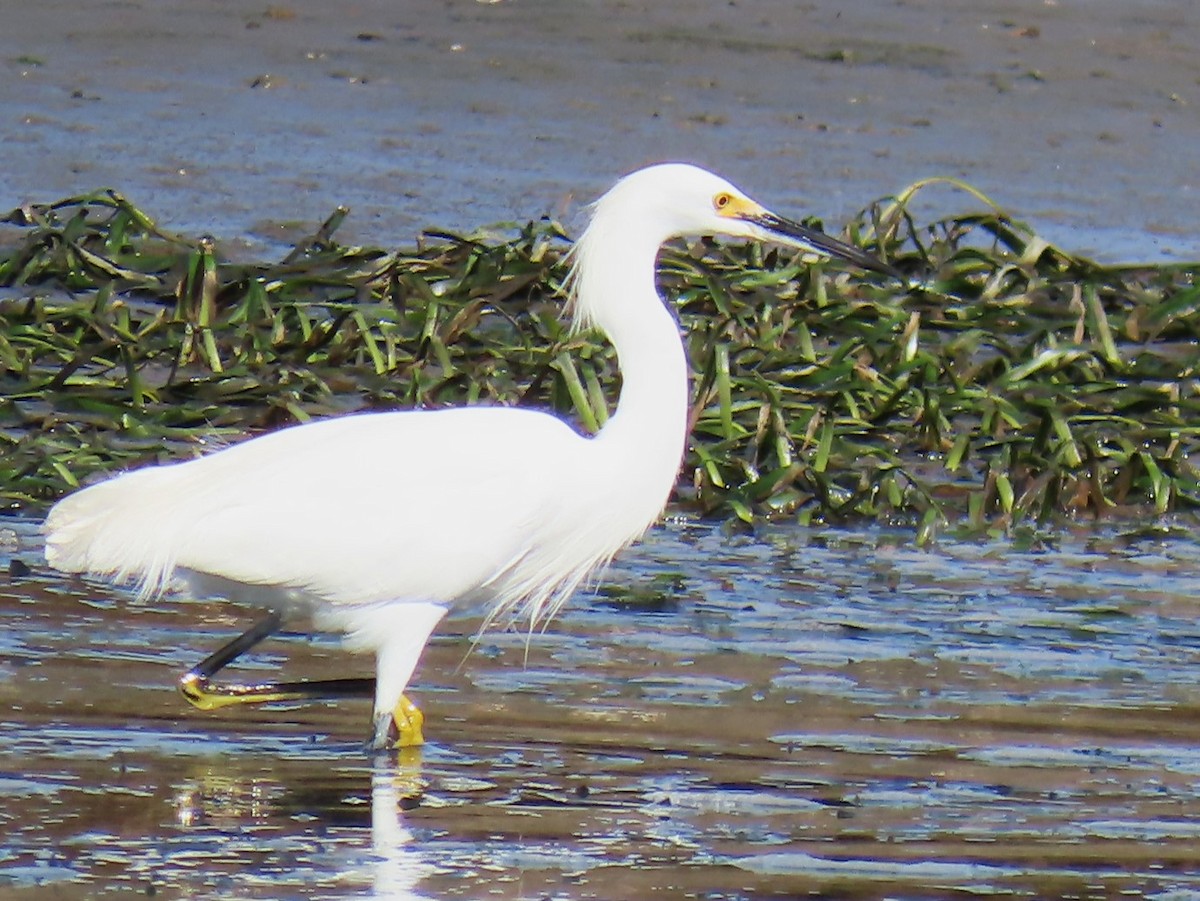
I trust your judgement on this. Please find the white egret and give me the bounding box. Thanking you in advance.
[43,163,898,750]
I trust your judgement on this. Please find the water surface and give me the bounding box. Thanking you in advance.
[4,517,1200,898]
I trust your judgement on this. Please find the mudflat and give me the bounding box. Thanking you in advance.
[2,0,1196,259]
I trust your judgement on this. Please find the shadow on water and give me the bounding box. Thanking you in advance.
[3,516,1200,898]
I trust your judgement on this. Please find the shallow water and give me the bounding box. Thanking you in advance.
[4,516,1200,899]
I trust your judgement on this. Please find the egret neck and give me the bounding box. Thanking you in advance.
[573,223,690,533]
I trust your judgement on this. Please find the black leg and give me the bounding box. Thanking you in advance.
[178,611,376,711]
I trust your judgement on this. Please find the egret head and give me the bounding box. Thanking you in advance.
[576,161,897,273]
[602,163,899,275]
[568,163,899,333]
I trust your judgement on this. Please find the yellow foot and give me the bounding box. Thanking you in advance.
[179,671,258,711]
[390,694,425,748]
[178,671,304,711]
[179,671,219,710]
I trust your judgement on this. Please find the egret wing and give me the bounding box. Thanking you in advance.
[170,407,585,607]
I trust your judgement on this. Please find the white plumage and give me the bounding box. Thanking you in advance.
[44,163,895,748]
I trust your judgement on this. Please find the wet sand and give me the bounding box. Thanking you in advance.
[2,0,1198,260]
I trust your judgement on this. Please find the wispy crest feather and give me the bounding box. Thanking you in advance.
[563,199,602,335]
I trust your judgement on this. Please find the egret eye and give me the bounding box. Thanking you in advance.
[713,192,733,212]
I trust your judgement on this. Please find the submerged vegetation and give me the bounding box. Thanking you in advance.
[2,183,1199,537]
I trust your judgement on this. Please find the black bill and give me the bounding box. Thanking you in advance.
[748,211,902,280]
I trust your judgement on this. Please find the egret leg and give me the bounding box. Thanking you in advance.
[365,603,448,751]
[178,612,420,745]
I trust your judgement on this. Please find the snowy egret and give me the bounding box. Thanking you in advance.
[43,163,899,750]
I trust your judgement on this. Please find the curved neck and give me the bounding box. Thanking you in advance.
[601,286,689,446]
[573,231,689,495]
